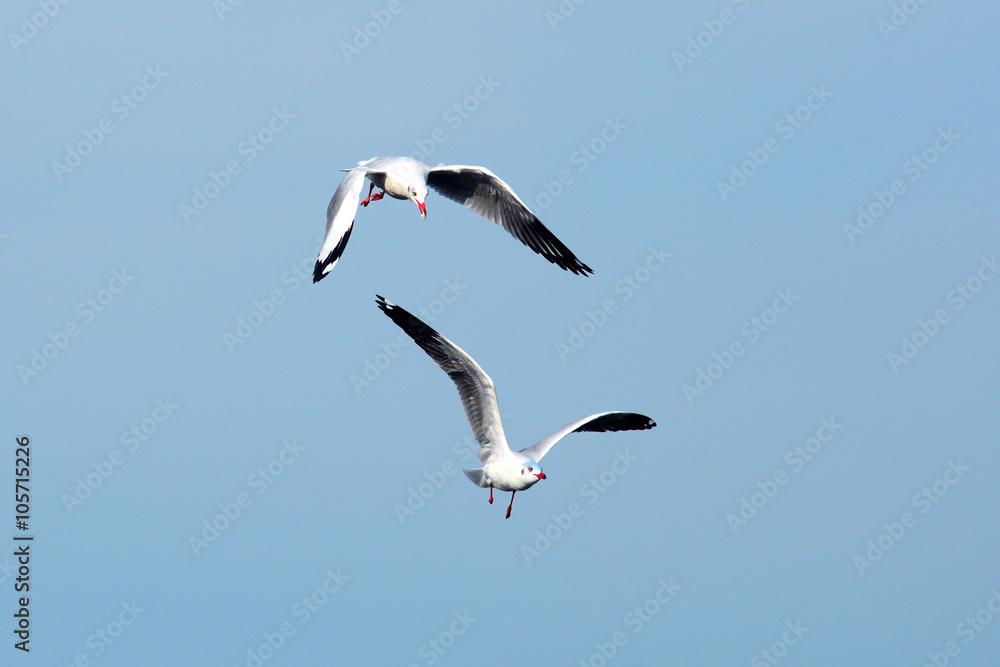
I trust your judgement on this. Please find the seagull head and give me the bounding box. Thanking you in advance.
[521,461,546,485]
[407,182,428,219]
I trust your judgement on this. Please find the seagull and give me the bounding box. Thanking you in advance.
[313,157,593,283]
[375,295,656,519]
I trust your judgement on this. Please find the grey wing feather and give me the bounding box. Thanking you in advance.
[314,169,366,283]
[375,295,510,461]
[426,165,593,275]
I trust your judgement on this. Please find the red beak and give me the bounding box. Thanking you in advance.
[417,201,426,219]
[535,473,546,480]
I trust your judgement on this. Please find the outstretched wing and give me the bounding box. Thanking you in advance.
[519,412,656,462]
[375,295,510,462]
[426,165,593,275]
[313,169,366,283]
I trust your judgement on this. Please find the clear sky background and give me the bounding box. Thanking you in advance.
[3,1,999,665]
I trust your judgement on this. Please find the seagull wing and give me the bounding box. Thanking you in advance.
[375,295,510,462]
[313,168,367,283]
[519,412,656,462]
[426,165,593,275]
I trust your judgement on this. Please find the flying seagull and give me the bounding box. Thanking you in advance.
[375,295,655,519]
[314,156,593,282]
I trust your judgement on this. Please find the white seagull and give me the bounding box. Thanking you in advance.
[313,156,593,282]
[375,295,656,519]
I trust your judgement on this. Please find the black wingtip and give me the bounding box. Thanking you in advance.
[575,412,657,434]
[627,415,656,431]
[375,295,445,351]
[529,222,593,276]
[312,262,326,283]
[312,219,354,284]
[313,250,340,283]
[375,294,417,328]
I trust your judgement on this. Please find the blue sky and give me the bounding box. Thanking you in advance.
[3,1,1000,665]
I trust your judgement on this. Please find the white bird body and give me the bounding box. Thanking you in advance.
[314,156,593,282]
[375,295,656,518]
[355,156,424,202]
[471,449,545,494]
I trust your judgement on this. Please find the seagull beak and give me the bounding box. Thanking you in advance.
[535,472,546,480]
[417,201,426,219]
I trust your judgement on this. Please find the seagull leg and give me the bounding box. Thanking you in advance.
[505,491,516,520]
[360,182,376,207]
[369,190,386,203]
[488,486,494,504]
